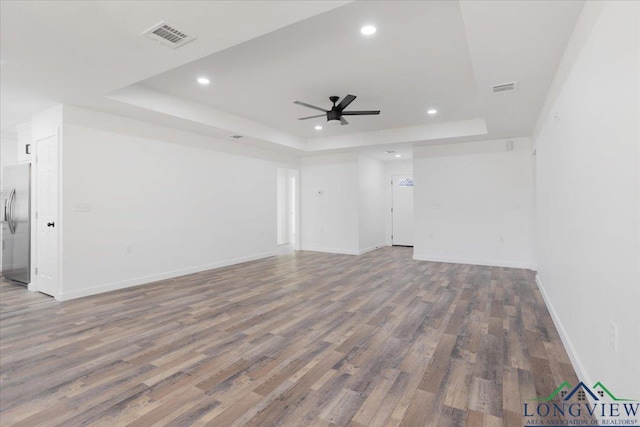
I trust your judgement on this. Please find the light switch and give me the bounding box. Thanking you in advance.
[75,202,91,212]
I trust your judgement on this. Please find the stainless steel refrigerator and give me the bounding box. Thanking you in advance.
[2,164,31,284]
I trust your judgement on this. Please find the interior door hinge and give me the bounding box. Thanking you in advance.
[35,267,38,275]
[35,211,38,219]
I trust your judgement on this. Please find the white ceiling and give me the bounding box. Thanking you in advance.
[141,1,481,139]
[0,0,347,131]
[1,0,584,159]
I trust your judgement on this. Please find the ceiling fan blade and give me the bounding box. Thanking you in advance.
[294,101,328,112]
[340,117,349,125]
[336,94,356,111]
[341,110,381,116]
[298,114,326,120]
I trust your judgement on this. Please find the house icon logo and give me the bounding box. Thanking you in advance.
[397,178,413,187]
[532,381,634,403]
[523,381,639,426]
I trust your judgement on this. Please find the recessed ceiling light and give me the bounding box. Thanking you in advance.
[361,25,376,36]
[427,109,437,115]
[315,125,322,130]
[197,77,210,85]
[395,154,402,158]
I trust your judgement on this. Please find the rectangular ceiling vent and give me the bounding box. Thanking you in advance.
[492,82,517,94]
[143,21,196,49]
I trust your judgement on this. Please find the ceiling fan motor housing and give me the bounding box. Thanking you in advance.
[327,110,341,122]
[294,94,380,125]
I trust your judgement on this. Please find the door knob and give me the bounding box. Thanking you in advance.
[47,222,55,227]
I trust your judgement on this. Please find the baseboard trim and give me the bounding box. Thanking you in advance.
[535,274,593,387]
[300,246,360,256]
[358,243,386,255]
[276,244,294,255]
[57,250,279,301]
[412,254,533,270]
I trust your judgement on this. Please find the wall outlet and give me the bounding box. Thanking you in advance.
[126,244,133,254]
[499,236,504,243]
[609,321,617,351]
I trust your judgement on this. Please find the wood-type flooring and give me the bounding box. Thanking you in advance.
[0,247,582,426]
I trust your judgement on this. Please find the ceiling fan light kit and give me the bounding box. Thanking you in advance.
[294,94,380,126]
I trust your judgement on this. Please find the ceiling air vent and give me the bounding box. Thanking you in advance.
[143,21,196,49]
[491,82,517,94]
[230,135,244,139]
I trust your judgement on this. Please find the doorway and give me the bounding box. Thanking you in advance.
[392,174,414,246]
[277,168,298,250]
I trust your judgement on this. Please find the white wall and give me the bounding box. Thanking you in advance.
[358,155,386,253]
[299,153,390,255]
[59,106,298,300]
[385,159,413,246]
[413,138,533,268]
[534,1,639,397]
[300,153,360,254]
[1,133,19,170]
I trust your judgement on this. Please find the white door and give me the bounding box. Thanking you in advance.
[392,174,414,246]
[35,134,59,297]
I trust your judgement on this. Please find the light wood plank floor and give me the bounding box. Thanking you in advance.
[1,247,580,426]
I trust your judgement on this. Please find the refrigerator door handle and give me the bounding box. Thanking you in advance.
[7,188,16,234]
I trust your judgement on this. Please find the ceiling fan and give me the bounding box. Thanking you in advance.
[294,94,380,125]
